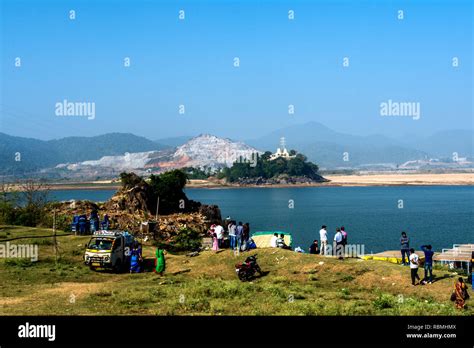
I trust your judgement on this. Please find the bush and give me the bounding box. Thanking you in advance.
[373,293,395,310]
[156,228,202,252]
[5,258,36,268]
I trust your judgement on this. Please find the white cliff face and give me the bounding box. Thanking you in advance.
[58,151,157,171]
[173,134,262,169]
[56,134,262,172]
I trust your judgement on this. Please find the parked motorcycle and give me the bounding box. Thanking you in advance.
[235,254,262,281]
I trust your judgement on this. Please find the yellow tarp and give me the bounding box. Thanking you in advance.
[252,234,291,249]
[362,250,425,264]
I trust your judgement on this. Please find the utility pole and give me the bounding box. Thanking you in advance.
[155,196,160,221]
[53,209,59,263]
[154,196,160,241]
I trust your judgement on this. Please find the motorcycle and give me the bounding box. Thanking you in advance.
[235,254,262,281]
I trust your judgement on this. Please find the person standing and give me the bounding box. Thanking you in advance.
[228,221,236,251]
[235,222,244,251]
[421,244,434,284]
[155,248,166,276]
[214,224,225,249]
[243,223,250,243]
[130,242,142,273]
[409,248,421,286]
[101,214,110,230]
[72,213,80,234]
[340,226,348,255]
[78,214,87,235]
[400,232,410,266]
[334,228,343,259]
[319,225,328,256]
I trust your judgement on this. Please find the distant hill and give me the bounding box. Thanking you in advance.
[1,123,472,177]
[396,129,474,159]
[0,132,166,175]
[38,134,261,179]
[247,122,445,168]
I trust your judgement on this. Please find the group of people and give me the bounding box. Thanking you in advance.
[399,231,470,309]
[127,242,166,276]
[270,233,291,249]
[315,225,348,258]
[208,220,256,252]
[72,211,110,235]
[399,231,435,285]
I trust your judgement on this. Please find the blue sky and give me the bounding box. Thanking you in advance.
[1,0,472,141]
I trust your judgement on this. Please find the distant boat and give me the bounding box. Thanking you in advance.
[251,231,293,248]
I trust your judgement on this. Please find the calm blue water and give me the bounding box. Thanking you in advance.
[50,186,474,253]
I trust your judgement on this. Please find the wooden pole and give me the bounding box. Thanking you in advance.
[154,196,160,241]
[155,196,160,221]
[53,210,59,263]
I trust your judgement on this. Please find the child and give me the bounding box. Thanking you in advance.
[409,248,420,285]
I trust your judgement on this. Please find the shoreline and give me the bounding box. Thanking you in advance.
[5,173,473,191]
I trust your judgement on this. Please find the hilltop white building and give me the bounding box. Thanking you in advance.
[269,137,296,161]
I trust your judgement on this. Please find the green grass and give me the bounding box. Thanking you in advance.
[0,225,472,316]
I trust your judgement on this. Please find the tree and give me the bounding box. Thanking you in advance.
[17,180,50,226]
[119,172,144,189]
[149,170,189,214]
[222,150,322,182]
[0,180,16,224]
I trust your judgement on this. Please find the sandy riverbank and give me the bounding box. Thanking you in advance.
[5,172,473,191]
[186,173,474,188]
[323,173,474,186]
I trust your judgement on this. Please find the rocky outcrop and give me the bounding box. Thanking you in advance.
[235,174,328,186]
[52,175,221,243]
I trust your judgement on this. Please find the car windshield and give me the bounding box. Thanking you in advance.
[88,238,113,250]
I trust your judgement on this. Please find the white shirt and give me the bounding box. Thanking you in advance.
[319,229,327,242]
[334,232,342,243]
[270,235,278,248]
[214,225,224,239]
[228,224,236,236]
[409,253,419,269]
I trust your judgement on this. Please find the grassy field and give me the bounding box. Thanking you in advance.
[0,225,471,316]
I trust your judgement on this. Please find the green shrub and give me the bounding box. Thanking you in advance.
[373,293,395,310]
[5,258,36,268]
[157,228,202,252]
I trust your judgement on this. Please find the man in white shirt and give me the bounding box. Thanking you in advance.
[214,224,224,249]
[409,248,421,285]
[319,225,328,255]
[270,233,278,248]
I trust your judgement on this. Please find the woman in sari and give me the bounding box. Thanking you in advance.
[454,277,468,309]
[208,225,218,251]
[211,231,219,251]
[155,248,166,276]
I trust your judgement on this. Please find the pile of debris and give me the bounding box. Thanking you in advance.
[51,176,222,242]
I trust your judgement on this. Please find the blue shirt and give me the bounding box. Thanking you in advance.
[421,245,434,265]
[400,236,409,250]
[236,225,244,236]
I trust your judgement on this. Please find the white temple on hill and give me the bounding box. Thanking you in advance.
[269,137,296,161]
